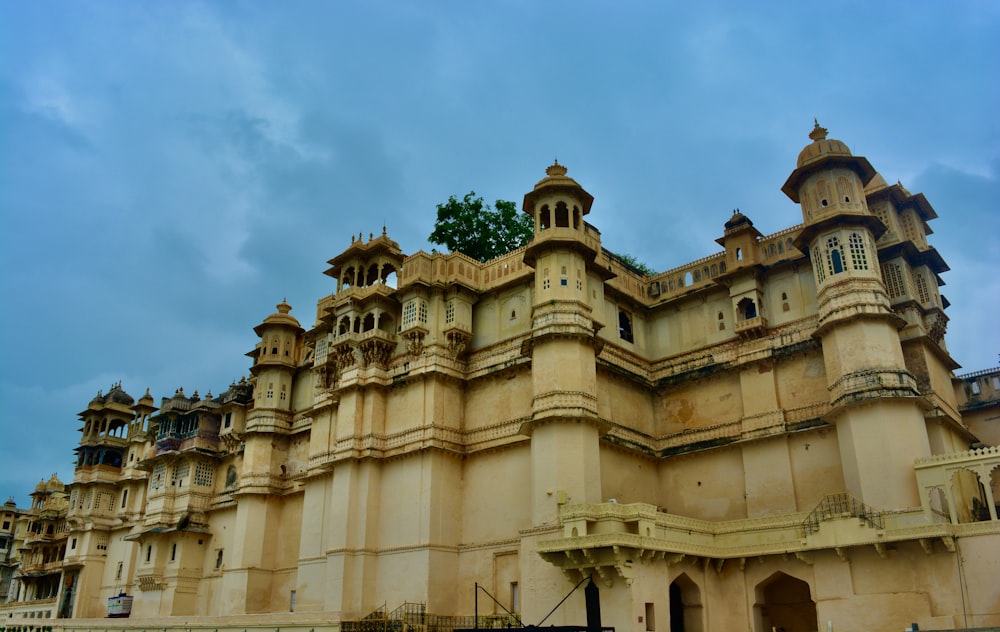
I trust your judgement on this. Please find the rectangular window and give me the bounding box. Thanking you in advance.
[2,521,10,530]
[171,543,177,562]
[224,412,232,429]
[120,489,128,509]
[510,582,520,614]
[71,537,77,550]
[146,545,152,563]
[645,603,656,631]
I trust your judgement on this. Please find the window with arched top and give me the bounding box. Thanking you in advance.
[717,311,725,331]
[554,202,569,227]
[737,298,757,320]
[539,205,551,230]
[836,176,853,204]
[736,248,743,261]
[816,178,830,207]
[825,236,844,276]
[618,309,634,343]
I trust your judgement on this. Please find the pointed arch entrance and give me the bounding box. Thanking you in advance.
[754,572,817,632]
[668,573,703,632]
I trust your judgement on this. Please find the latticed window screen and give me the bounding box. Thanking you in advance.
[900,211,918,242]
[194,461,214,487]
[825,236,845,276]
[813,246,826,284]
[403,302,416,326]
[872,202,892,237]
[913,269,931,304]
[418,301,428,324]
[836,176,853,202]
[445,301,455,324]
[848,233,868,270]
[881,262,905,298]
[151,462,166,490]
[172,460,190,485]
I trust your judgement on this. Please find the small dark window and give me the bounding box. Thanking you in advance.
[224,412,232,429]
[844,196,850,203]
[821,199,829,207]
[171,543,177,561]
[618,310,634,343]
[271,347,278,355]
[146,545,152,562]
[560,279,567,286]
[120,489,128,509]
[216,549,224,569]
[831,250,844,274]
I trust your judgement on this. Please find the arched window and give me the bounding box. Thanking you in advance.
[836,176,853,203]
[848,232,868,270]
[539,205,551,230]
[618,309,634,343]
[816,178,830,208]
[717,311,725,331]
[554,202,569,227]
[737,298,757,320]
[825,236,844,276]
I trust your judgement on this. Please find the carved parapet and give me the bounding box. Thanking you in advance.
[137,574,164,591]
[733,315,768,339]
[827,369,920,407]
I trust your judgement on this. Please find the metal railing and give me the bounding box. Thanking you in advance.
[800,492,884,537]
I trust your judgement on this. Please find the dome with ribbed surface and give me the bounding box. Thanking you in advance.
[796,120,852,168]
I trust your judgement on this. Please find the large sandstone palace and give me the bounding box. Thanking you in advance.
[2,124,999,632]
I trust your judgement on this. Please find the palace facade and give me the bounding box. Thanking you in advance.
[3,124,999,632]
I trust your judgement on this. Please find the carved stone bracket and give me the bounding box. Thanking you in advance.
[446,330,472,359]
[405,330,426,356]
[360,338,394,368]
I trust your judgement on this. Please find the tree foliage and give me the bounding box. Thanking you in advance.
[615,252,656,276]
[428,191,534,262]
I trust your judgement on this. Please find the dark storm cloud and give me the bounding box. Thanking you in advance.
[1,0,997,504]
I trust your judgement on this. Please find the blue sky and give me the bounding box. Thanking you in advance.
[1,1,998,505]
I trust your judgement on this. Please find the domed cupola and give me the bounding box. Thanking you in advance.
[522,161,601,268]
[250,300,304,373]
[782,121,879,229]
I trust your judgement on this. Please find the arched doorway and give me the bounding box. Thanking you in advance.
[668,573,703,632]
[754,572,817,632]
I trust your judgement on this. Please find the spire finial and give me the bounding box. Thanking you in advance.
[546,160,568,177]
[809,119,828,142]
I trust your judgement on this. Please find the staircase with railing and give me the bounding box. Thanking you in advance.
[800,492,884,537]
